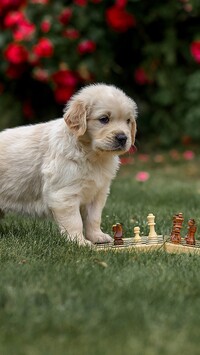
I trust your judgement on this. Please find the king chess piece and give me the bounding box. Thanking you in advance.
[185,218,197,245]
[170,212,184,244]
[112,223,124,245]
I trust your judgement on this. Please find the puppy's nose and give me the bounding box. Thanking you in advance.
[115,133,127,147]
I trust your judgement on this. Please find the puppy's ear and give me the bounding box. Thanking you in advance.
[131,120,137,145]
[64,100,87,137]
[129,99,137,144]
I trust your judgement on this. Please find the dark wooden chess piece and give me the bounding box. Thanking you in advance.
[112,223,124,245]
[170,213,184,244]
[170,214,177,242]
[185,218,197,245]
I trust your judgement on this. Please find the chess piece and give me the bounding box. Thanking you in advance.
[170,212,183,244]
[170,214,177,237]
[147,213,158,241]
[112,223,124,245]
[185,218,197,245]
[133,226,142,243]
[170,214,176,243]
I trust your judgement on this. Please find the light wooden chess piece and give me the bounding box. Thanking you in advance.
[133,226,142,243]
[147,213,158,242]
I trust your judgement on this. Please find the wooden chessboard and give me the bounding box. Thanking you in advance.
[164,238,200,255]
[94,236,200,255]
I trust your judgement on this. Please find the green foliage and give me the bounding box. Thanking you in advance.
[0,93,22,130]
[0,0,200,146]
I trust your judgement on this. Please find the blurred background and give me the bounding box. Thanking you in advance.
[0,0,200,149]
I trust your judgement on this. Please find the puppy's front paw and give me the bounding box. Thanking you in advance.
[62,232,93,247]
[87,232,113,244]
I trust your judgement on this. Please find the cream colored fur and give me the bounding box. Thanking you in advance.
[0,84,137,245]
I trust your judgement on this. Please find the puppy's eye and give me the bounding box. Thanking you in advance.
[99,116,110,124]
[127,119,131,124]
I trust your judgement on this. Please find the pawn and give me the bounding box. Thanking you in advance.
[133,226,142,243]
[185,218,197,245]
[112,223,124,245]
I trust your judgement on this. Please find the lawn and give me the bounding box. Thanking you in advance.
[1,151,200,355]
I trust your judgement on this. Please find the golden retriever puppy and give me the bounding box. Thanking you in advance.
[0,84,137,245]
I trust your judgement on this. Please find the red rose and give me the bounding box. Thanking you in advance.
[33,38,54,58]
[190,40,200,63]
[115,0,127,8]
[63,28,80,40]
[54,86,75,104]
[77,40,96,54]
[40,19,51,33]
[0,0,26,11]
[52,69,78,87]
[59,8,72,25]
[4,11,25,27]
[74,0,87,5]
[13,20,35,41]
[106,6,136,32]
[134,67,150,85]
[4,43,28,64]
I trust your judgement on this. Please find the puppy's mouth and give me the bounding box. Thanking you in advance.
[94,133,130,153]
[96,143,129,154]
[107,145,127,152]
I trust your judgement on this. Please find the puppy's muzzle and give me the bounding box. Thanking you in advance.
[115,133,127,148]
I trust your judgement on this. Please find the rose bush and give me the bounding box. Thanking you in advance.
[0,0,200,146]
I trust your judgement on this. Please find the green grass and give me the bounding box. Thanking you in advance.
[1,154,200,355]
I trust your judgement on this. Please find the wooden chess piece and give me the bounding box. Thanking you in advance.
[185,218,197,245]
[170,213,183,244]
[147,213,158,241]
[176,212,184,230]
[133,226,142,243]
[112,223,124,245]
[170,214,175,242]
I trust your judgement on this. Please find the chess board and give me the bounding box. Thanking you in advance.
[95,236,200,255]
[164,238,200,255]
[95,235,164,252]
[96,212,200,254]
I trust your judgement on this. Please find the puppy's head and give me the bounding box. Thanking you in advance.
[64,84,137,155]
